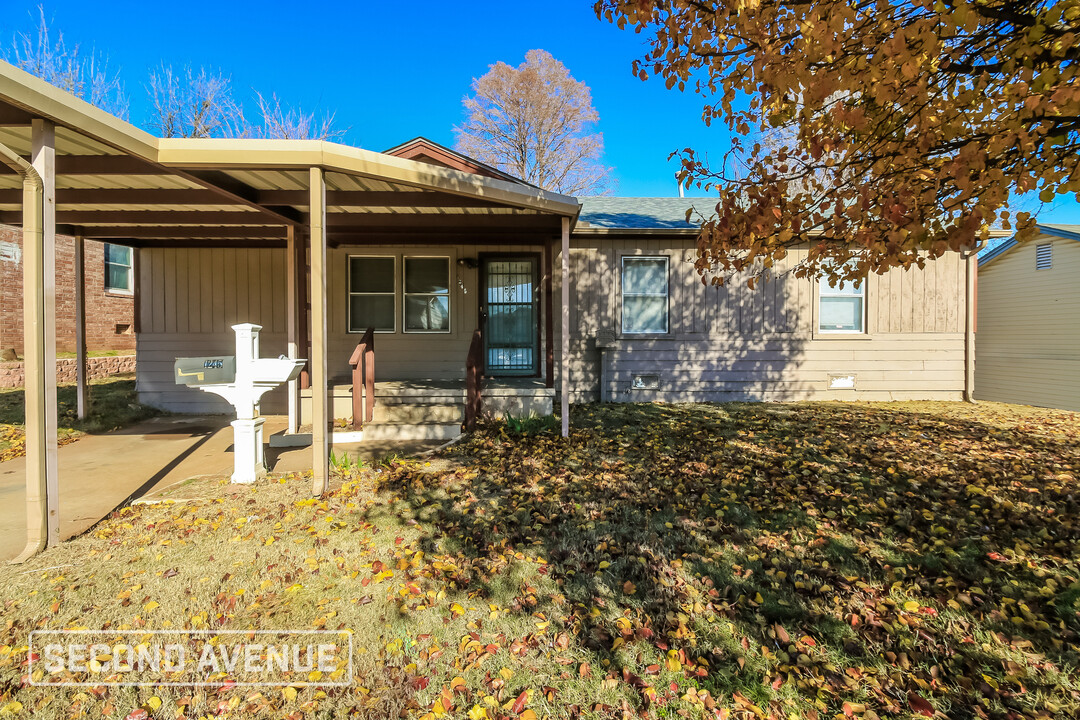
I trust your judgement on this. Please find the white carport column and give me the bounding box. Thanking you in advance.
[560,216,570,438]
[309,167,330,494]
[285,225,300,434]
[10,120,59,562]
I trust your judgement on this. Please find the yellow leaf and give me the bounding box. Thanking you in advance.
[521,711,538,720]
[468,705,488,720]
[143,601,160,612]
[904,600,921,612]
[598,561,611,569]
[283,686,297,702]
[146,697,162,711]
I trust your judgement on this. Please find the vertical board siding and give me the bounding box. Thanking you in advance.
[555,239,965,403]
[975,235,1080,411]
[138,241,968,413]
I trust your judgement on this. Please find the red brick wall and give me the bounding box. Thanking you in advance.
[0,225,135,355]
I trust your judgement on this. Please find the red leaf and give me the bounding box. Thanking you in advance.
[512,690,528,715]
[125,711,148,720]
[908,691,935,717]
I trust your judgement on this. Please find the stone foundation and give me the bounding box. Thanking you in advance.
[0,354,136,388]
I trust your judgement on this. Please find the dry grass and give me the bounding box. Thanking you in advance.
[0,400,1077,720]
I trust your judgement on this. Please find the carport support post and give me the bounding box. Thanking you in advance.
[309,167,329,494]
[560,216,570,438]
[75,235,88,419]
[16,119,59,561]
[285,225,300,434]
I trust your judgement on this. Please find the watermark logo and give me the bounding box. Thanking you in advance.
[29,630,353,687]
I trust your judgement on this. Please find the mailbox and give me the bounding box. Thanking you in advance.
[174,324,306,484]
[174,356,236,386]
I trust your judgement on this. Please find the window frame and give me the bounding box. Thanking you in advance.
[403,255,452,334]
[103,243,133,295]
[620,255,670,336]
[347,254,398,334]
[817,273,867,335]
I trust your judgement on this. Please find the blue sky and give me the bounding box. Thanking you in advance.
[0,1,1077,222]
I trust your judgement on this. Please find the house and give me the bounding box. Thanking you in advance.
[975,225,1080,411]
[0,59,984,517]
[0,228,135,358]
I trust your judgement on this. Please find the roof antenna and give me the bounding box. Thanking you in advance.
[675,172,685,198]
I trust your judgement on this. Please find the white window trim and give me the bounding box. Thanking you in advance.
[817,275,867,335]
[403,255,452,334]
[620,255,670,335]
[347,255,397,334]
[104,243,133,295]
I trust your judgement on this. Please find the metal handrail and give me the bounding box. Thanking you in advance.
[464,329,483,431]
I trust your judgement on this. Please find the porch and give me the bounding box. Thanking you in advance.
[287,378,555,443]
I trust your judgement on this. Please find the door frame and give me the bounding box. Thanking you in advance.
[477,252,542,378]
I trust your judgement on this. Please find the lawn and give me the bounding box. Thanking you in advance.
[0,376,159,461]
[0,401,1077,720]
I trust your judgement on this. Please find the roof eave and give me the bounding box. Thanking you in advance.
[157,138,581,216]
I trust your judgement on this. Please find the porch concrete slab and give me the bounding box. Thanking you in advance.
[0,415,309,563]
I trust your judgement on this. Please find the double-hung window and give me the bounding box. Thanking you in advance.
[104,243,133,294]
[818,275,865,333]
[404,257,450,332]
[621,256,669,334]
[349,256,396,332]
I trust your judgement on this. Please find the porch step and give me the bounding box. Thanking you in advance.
[361,422,461,443]
[372,403,462,424]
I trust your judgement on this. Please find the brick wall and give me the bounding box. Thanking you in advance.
[0,354,136,388]
[0,225,135,355]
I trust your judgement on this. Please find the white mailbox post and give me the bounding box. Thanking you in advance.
[179,323,306,484]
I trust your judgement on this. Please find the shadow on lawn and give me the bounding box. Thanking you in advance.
[366,402,1080,719]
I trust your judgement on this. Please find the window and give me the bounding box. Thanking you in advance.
[1036,243,1052,270]
[104,243,132,293]
[404,257,450,332]
[621,256,669,334]
[818,275,865,333]
[348,256,396,332]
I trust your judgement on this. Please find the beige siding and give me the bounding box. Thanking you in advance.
[137,239,968,413]
[136,244,548,413]
[975,235,1080,411]
[554,238,967,403]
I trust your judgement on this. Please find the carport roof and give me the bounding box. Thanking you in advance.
[0,62,580,247]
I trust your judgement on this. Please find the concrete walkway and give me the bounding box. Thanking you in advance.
[0,415,314,562]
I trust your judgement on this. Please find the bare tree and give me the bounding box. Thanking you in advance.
[146,65,246,138]
[455,49,612,195]
[5,6,129,118]
[250,91,343,141]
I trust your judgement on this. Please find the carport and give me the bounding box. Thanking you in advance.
[0,62,579,561]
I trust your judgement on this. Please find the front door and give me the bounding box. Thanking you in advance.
[481,256,539,376]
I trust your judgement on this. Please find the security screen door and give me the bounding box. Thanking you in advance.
[481,256,539,376]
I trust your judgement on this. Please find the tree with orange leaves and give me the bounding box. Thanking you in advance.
[597,0,1080,286]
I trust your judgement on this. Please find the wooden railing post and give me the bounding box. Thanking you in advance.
[465,329,483,431]
[349,327,375,429]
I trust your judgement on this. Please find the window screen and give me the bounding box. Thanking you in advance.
[404,257,450,332]
[818,275,865,333]
[621,256,669,334]
[349,256,395,332]
[104,244,132,293]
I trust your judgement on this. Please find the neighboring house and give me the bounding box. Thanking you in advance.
[975,224,1080,411]
[0,226,135,356]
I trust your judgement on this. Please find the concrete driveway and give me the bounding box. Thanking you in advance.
[0,415,313,562]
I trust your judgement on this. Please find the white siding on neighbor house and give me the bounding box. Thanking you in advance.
[975,235,1080,411]
[136,240,969,413]
[552,238,968,402]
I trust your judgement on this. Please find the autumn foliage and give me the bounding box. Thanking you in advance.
[596,0,1080,285]
[2,402,1078,719]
